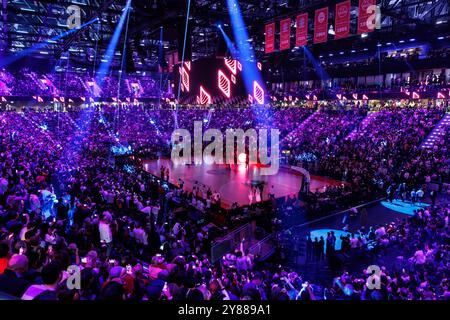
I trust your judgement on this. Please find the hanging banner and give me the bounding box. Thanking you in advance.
[358,0,377,34]
[295,13,308,47]
[265,22,275,53]
[279,18,291,51]
[335,1,351,39]
[314,7,329,44]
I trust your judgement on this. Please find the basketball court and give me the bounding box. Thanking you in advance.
[143,158,345,209]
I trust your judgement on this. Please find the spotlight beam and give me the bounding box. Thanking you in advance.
[176,0,192,103]
[303,47,330,83]
[218,27,239,59]
[58,0,132,180]
[0,18,98,68]
[175,0,192,130]
[95,0,132,89]
[225,0,265,98]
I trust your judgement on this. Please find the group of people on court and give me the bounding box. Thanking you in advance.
[386,182,425,204]
[248,183,264,205]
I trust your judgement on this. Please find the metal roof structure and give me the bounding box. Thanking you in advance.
[0,0,448,74]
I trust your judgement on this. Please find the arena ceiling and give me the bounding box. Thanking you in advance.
[0,0,448,73]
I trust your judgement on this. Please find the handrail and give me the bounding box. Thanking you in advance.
[210,223,253,263]
[212,223,251,244]
[248,233,275,259]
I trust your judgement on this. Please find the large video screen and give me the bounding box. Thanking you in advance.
[174,57,265,104]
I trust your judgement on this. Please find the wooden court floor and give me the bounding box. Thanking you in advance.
[143,158,344,209]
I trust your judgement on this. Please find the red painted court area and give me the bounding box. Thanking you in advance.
[143,158,345,209]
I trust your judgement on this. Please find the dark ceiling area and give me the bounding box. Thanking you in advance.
[0,0,448,74]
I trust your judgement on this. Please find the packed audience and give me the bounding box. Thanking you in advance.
[0,100,448,300]
[0,69,163,99]
[328,203,449,300]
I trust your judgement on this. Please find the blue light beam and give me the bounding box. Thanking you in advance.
[303,47,330,81]
[218,27,239,59]
[0,18,98,68]
[94,0,132,89]
[226,0,265,99]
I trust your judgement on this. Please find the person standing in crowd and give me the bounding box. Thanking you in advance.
[236,240,253,273]
[330,232,336,256]
[178,178,184,190]
[258,183,264,202]
[306,233,313,262]
[268,185,275,200]
[350,234,359,249]
[416,187,424,204]
[400,182,407,202]
[430,189,437,206]
[0,173,8,205]
[326,232,333,257]
[21,261,62,300]
[318,236,325,261]
[0,254,31,298]
[386,184,393,202]
[313,237,320,262]
[242,272,267,300]
[99,211,113,258]
[410,189,416,204]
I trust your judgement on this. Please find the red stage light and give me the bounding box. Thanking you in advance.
[180,66,190,92]
[199,86,212,105]
[225,58,237,75]
[253,81,265,104]
[218,69,231,98]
